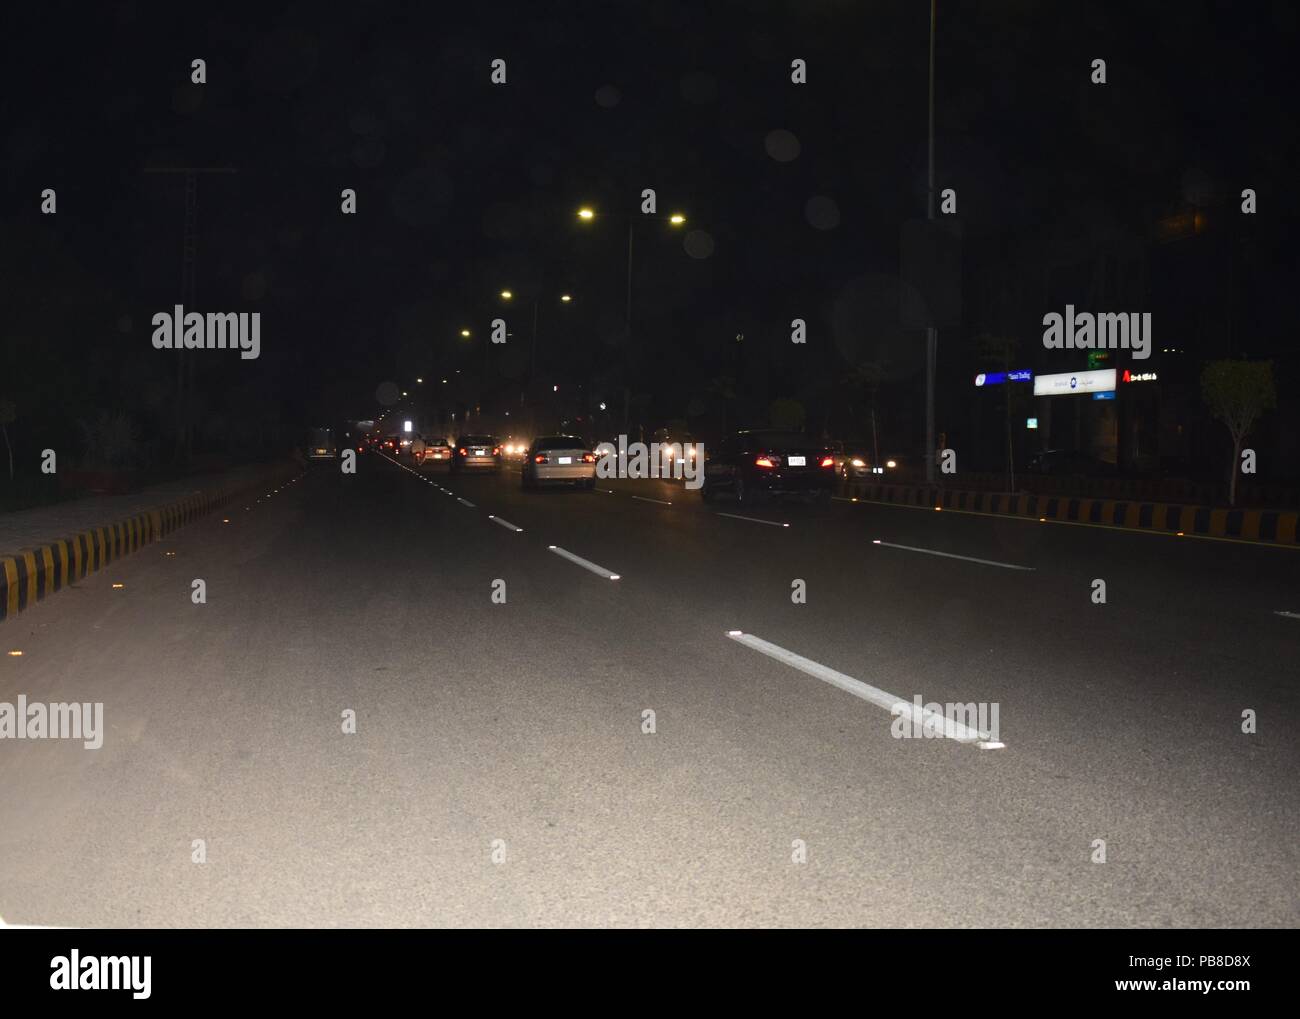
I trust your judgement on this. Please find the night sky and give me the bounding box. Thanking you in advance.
[4,1,1298,466]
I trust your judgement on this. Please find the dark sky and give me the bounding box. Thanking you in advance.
[4,1,1297,449]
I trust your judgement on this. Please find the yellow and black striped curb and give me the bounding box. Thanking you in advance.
[842,480,1300,546]
[0,464,299,623]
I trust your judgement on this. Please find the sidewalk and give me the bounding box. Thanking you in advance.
[1,461,299,622]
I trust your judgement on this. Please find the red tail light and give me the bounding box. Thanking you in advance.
[819,456,835,468]
[754,456,776,469]
[492,447,500,455]
[534,454,548,464]
[458,448,467,456]
[582,452,596,463]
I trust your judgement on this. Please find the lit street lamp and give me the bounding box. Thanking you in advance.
[576,205,687,431]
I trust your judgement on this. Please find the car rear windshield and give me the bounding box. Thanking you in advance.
[534,436,587,450]
[458,436,496,446]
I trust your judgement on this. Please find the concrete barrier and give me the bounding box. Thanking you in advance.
[1,463,300,622]
[841,480,1300,546]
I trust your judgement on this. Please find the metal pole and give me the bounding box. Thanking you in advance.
[623,221,634,434]
[143,166,236,464]
[531,298,539,376]
[924,0,938,483]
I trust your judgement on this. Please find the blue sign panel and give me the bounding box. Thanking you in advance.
[975,370,1032,387]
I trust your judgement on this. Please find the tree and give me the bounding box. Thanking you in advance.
[1200,359,1276,506]
[769,397,806,431]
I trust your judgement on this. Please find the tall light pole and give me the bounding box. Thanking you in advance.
[499,289,574,385]
[143,165,237,463]
[577,207,686,434]
[924,0,938,483]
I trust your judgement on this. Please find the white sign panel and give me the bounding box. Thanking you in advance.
[1033,368,1117,397]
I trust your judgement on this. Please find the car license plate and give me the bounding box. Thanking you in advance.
[788,455,806,466]
[474,449,485,455]
[558,456,572,464]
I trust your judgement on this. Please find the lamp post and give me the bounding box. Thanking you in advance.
[924,0,938,482]
[577,206,687,433]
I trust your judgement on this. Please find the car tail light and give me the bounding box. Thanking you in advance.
[754,455,776,469]
[458,448,467,456]
[819,456,835,468]
[492,447,500,455]
[534,454,548,464]
[582,452,595,463]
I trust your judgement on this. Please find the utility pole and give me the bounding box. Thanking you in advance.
[143,166,237,464]
[624,221,635,436]
[924,0,938,483]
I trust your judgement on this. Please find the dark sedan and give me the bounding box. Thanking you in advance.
[450,434,502,473]
[700,429,837,505]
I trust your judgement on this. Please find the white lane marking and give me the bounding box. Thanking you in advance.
[596,488,616,494]
[631,495,673,506]
[1274,610,1300,620]
[548,545,620,580]
[457,498,476,508]
[488,515,523,532]
[726,631,1001,747]
[716,512,789,528]
[872,539,1034,571]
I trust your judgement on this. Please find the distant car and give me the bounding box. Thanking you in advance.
[521,435,596,489]
[830,440,900,480]
[651,428,699,470]
[1025,449,1116,478]
[306,428,336,461]
[451,434,502,472]
[418,439,453,466]
[500,437,531,462]
[701,429,836,504]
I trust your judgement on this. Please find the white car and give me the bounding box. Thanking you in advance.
[521,435,596,489]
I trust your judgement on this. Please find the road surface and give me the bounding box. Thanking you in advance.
[1,453,1296,927]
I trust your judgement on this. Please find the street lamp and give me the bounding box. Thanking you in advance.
[576,204,690,431]
[460,329,471,337]
[498,288,575,379]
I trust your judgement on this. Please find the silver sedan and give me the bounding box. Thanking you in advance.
[521,436,597,489]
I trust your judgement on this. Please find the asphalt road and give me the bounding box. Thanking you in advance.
[1,452,1297,927]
